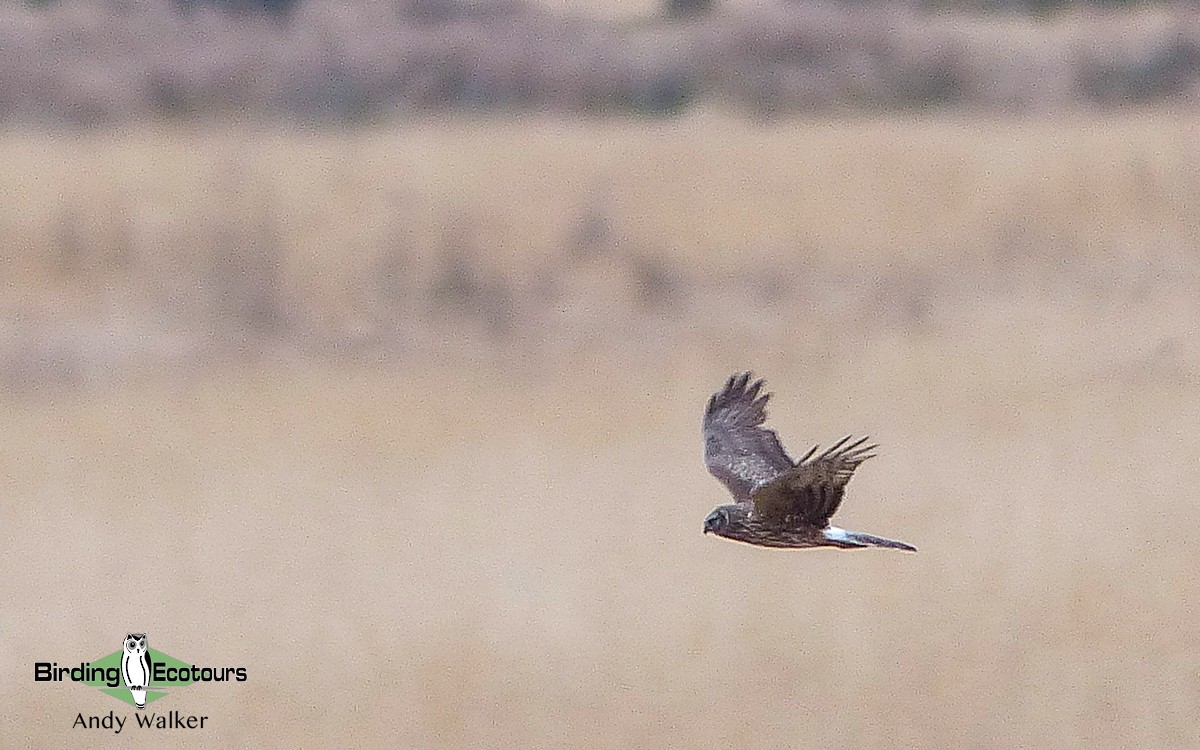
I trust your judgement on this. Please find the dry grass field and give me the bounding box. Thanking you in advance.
[2,111,1200,748]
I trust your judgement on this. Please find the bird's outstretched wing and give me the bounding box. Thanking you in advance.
[750,435,876,527]
[702,372,793,502]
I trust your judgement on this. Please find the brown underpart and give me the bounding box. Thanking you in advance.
[704,503,915,551]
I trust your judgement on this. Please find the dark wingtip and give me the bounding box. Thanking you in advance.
[729,371,757,391]
[808,435,878,466]
[707,371,771,422]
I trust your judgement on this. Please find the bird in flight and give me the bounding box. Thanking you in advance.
[702,372,915,551]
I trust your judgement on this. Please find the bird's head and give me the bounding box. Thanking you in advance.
[703,506,732,535]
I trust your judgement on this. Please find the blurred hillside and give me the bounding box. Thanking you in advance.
[2,0,1200,123]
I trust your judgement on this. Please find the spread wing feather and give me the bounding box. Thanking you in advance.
[750,435,876,526]
[702,372,793,502]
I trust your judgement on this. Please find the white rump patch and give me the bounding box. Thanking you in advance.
[823,526,851,543]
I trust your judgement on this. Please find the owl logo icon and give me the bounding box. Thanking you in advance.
[120,634,152,709]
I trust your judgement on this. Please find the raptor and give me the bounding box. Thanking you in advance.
[702,372,915,551]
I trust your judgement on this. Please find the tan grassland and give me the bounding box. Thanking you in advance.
[1,111,1199,747]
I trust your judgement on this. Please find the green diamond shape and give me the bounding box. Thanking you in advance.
[84,648,197,706]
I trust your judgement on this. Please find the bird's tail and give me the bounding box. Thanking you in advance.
[824,526,916,552]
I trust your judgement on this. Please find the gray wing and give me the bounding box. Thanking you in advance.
[750,435,876,526]
[702,372,793,502]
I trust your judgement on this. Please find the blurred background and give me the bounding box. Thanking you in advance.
[1,0,1199,747]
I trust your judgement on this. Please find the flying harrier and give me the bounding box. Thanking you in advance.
[702,372,915,551]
